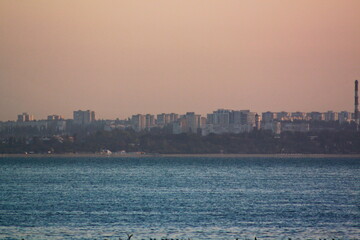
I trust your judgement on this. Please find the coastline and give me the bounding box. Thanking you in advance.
[1,153,360,158]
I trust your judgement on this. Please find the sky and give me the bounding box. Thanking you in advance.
[0,0,359,121]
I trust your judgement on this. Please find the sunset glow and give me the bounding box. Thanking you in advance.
[1,0,359,120]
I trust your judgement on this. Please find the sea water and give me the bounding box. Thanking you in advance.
[0,156,359,240]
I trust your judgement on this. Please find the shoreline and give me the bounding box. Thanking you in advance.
[1,153,360,158]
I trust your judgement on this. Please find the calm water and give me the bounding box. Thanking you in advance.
[0,156,359,240]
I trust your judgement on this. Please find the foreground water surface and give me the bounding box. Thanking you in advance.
[0,156,359,240]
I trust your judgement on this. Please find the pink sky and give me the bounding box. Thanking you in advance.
[0,0,359,120]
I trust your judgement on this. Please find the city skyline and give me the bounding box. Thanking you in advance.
[0,108,356,137]
[1,108,355,122]
[1,1,360,121]
[1,104,359,122]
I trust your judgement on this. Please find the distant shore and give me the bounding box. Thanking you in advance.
[1,153,360,158]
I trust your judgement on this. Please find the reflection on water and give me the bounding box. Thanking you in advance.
[0,157,359,239]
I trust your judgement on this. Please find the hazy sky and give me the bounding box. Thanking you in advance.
[1,0,359,120]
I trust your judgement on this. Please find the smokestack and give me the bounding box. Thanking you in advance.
[355,80,359,125]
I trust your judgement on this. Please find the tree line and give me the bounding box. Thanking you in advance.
[1,128,359,154]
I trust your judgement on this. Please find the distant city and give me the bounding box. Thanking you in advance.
[0,108,357,136]
[0,80,358,154]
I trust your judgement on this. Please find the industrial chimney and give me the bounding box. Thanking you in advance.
[355,80,359,126]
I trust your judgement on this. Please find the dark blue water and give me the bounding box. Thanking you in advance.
[0,157,359,240]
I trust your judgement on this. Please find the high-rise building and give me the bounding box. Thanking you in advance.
[47,115,64,121]
[309,112,324,121]
[203,109,257,135]
[156,113,179,127]
[131,114,146,132]
[173,118,188,134]
[145,114,155,129]
[206,113,215,124]
[262,112,276,123]
[276,111,290,121]
[169,113,179,123]
[291,112,306,120]
[156,113,167,126]
[173,112,201,134]
[200,117,207,127]
[91,111,96,122]
[355,80,359,125]
[324,111,338,121]
[185,112,201,133]
[209,109,231,127]
[229,111,241,125]
[73,110,95,125]
[338,111,352,124]
[229,110,256,126]
[17,113,34,122]
[255,114,260,130]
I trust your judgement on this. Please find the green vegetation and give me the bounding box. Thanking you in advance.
[1,128,359,154]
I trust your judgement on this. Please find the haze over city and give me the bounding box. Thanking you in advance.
[1,0,360,121]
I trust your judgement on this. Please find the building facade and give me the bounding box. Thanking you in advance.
[73,110,95,125]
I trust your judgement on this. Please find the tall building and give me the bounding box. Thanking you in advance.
[276,111,290,121]
[355,80,359,125]
[185,112,202,133]
[17,113,34,122]
[262,111,276,123]
[131,114,146,132]
[156,113,167,126]
[229,110,242,125]
[229,110,256,127]
[338,111,352,124]
[205,109,230,134]
[173,112,201,134]
[324,111,338,121]
[91,111,95,122]
[156,113,179,127]
[208,109,230,127]
[309,112,324,121]
[73,110,95,125]
[203,109,257,135]
[172,118,188,134]
[291,112,306,120]
[47,115,64,121]
[255,114,260,130]
[206,113,215,124]
[145,114,155,129]
[169,113,179,123]
[200,117,207,127]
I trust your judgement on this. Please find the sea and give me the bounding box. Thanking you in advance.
[0,156,359,240]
